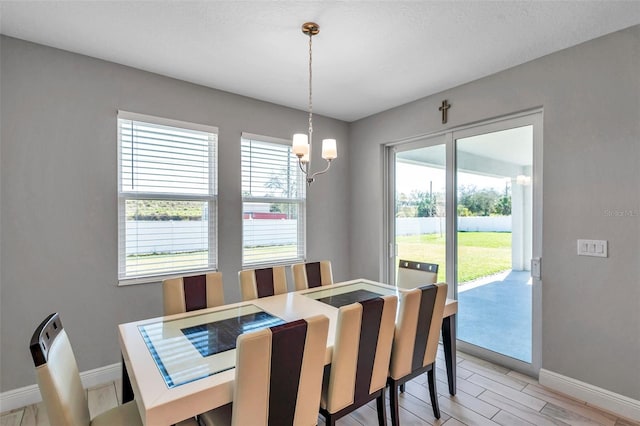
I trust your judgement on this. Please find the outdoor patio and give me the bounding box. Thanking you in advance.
[457,269,532,362]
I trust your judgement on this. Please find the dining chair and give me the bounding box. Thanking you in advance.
[388,283,448,424]
[396,259,439,289]
[29,313,144,426]
[319,295,398,426]
[163,272,224,315]
[238,266,288,301]
[199,314,330,426]
[291,260,334,290]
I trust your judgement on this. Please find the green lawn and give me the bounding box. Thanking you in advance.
[243,245,299,263]
[127,232,512,284]
[126,251,210,276]
[126,245,298,275]
[396,232,512,284]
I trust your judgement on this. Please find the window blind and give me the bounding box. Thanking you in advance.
[118,113,218,283]
[241,136,305,266]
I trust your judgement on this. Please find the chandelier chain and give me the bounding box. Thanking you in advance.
[308,32,313,142]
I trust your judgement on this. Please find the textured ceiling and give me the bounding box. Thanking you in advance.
[1,1,639,122]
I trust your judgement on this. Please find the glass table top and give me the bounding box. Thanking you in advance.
[139,304,284,388]
[302,281,400,308]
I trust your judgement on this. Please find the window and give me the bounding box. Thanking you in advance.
[117,111,218,284]
[241,133,305,266]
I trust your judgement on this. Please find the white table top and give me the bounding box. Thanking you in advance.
[118,278,456,425]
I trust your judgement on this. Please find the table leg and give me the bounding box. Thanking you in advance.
[122,355,134,403]
[442,314,456,395]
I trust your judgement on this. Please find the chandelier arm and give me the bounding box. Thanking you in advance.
[297,158,308,175]
[306,159,333,183]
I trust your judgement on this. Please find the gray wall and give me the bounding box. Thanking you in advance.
[0,36,350,391]
[349,25,640,400]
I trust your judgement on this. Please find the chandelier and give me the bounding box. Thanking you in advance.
[292,22,337,185]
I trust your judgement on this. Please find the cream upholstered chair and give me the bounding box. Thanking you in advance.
[292,260,334,290]
[388,283,448,423]
[238,266,288,301]
[396,259,439,289]
[395,262,441,394]
[319,295,398,426]
[199,315,329,426]
[163,272,224,315]
[29,313,144,426]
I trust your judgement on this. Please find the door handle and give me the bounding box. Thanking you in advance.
[531,257,541,279]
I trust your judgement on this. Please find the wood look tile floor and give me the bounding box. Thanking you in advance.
[3,346,638,426]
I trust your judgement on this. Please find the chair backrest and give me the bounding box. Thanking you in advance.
[232,315,329,426]
[163,272,225,315]
[389,283,448,380]
[30,313,91,426]
[396,259,439,290]
[239,266,288,301]
[322,295,398,414]
[292,261,334,291]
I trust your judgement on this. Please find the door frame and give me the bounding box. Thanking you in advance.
[384,109,543,376]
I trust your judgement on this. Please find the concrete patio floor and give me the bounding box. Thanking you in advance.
[457,270,532,362]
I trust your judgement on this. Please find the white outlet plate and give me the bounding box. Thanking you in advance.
[577,239,607,257]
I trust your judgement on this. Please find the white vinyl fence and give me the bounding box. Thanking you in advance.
[126,219,298,255]
[396,216,511,236]
[127,216,510,255]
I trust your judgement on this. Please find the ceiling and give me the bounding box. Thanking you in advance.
[1,1,639,122]
[397,125,532,172]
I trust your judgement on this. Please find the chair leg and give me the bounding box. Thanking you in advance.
[399,383,405,393]
[376,387,388,426]
[389,383,401,426]
[320,409,336,426]
[427,367,440,419]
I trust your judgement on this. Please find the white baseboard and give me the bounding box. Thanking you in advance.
[78,362,121,390]
[0,363,121,413]
[539,368,640,422]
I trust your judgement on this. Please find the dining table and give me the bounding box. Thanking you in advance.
[119,278,458,425]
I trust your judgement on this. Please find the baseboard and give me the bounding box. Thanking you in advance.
[0,363,121,413]
[539,368,640,422]
[78,362,121,390]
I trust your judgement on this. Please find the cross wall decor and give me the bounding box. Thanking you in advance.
[439,100,451,124]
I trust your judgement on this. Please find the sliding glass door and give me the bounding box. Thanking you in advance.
[455,124,534,364]
[387,112,542,374]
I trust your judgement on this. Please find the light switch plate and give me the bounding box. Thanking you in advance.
[577,239,608,257]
